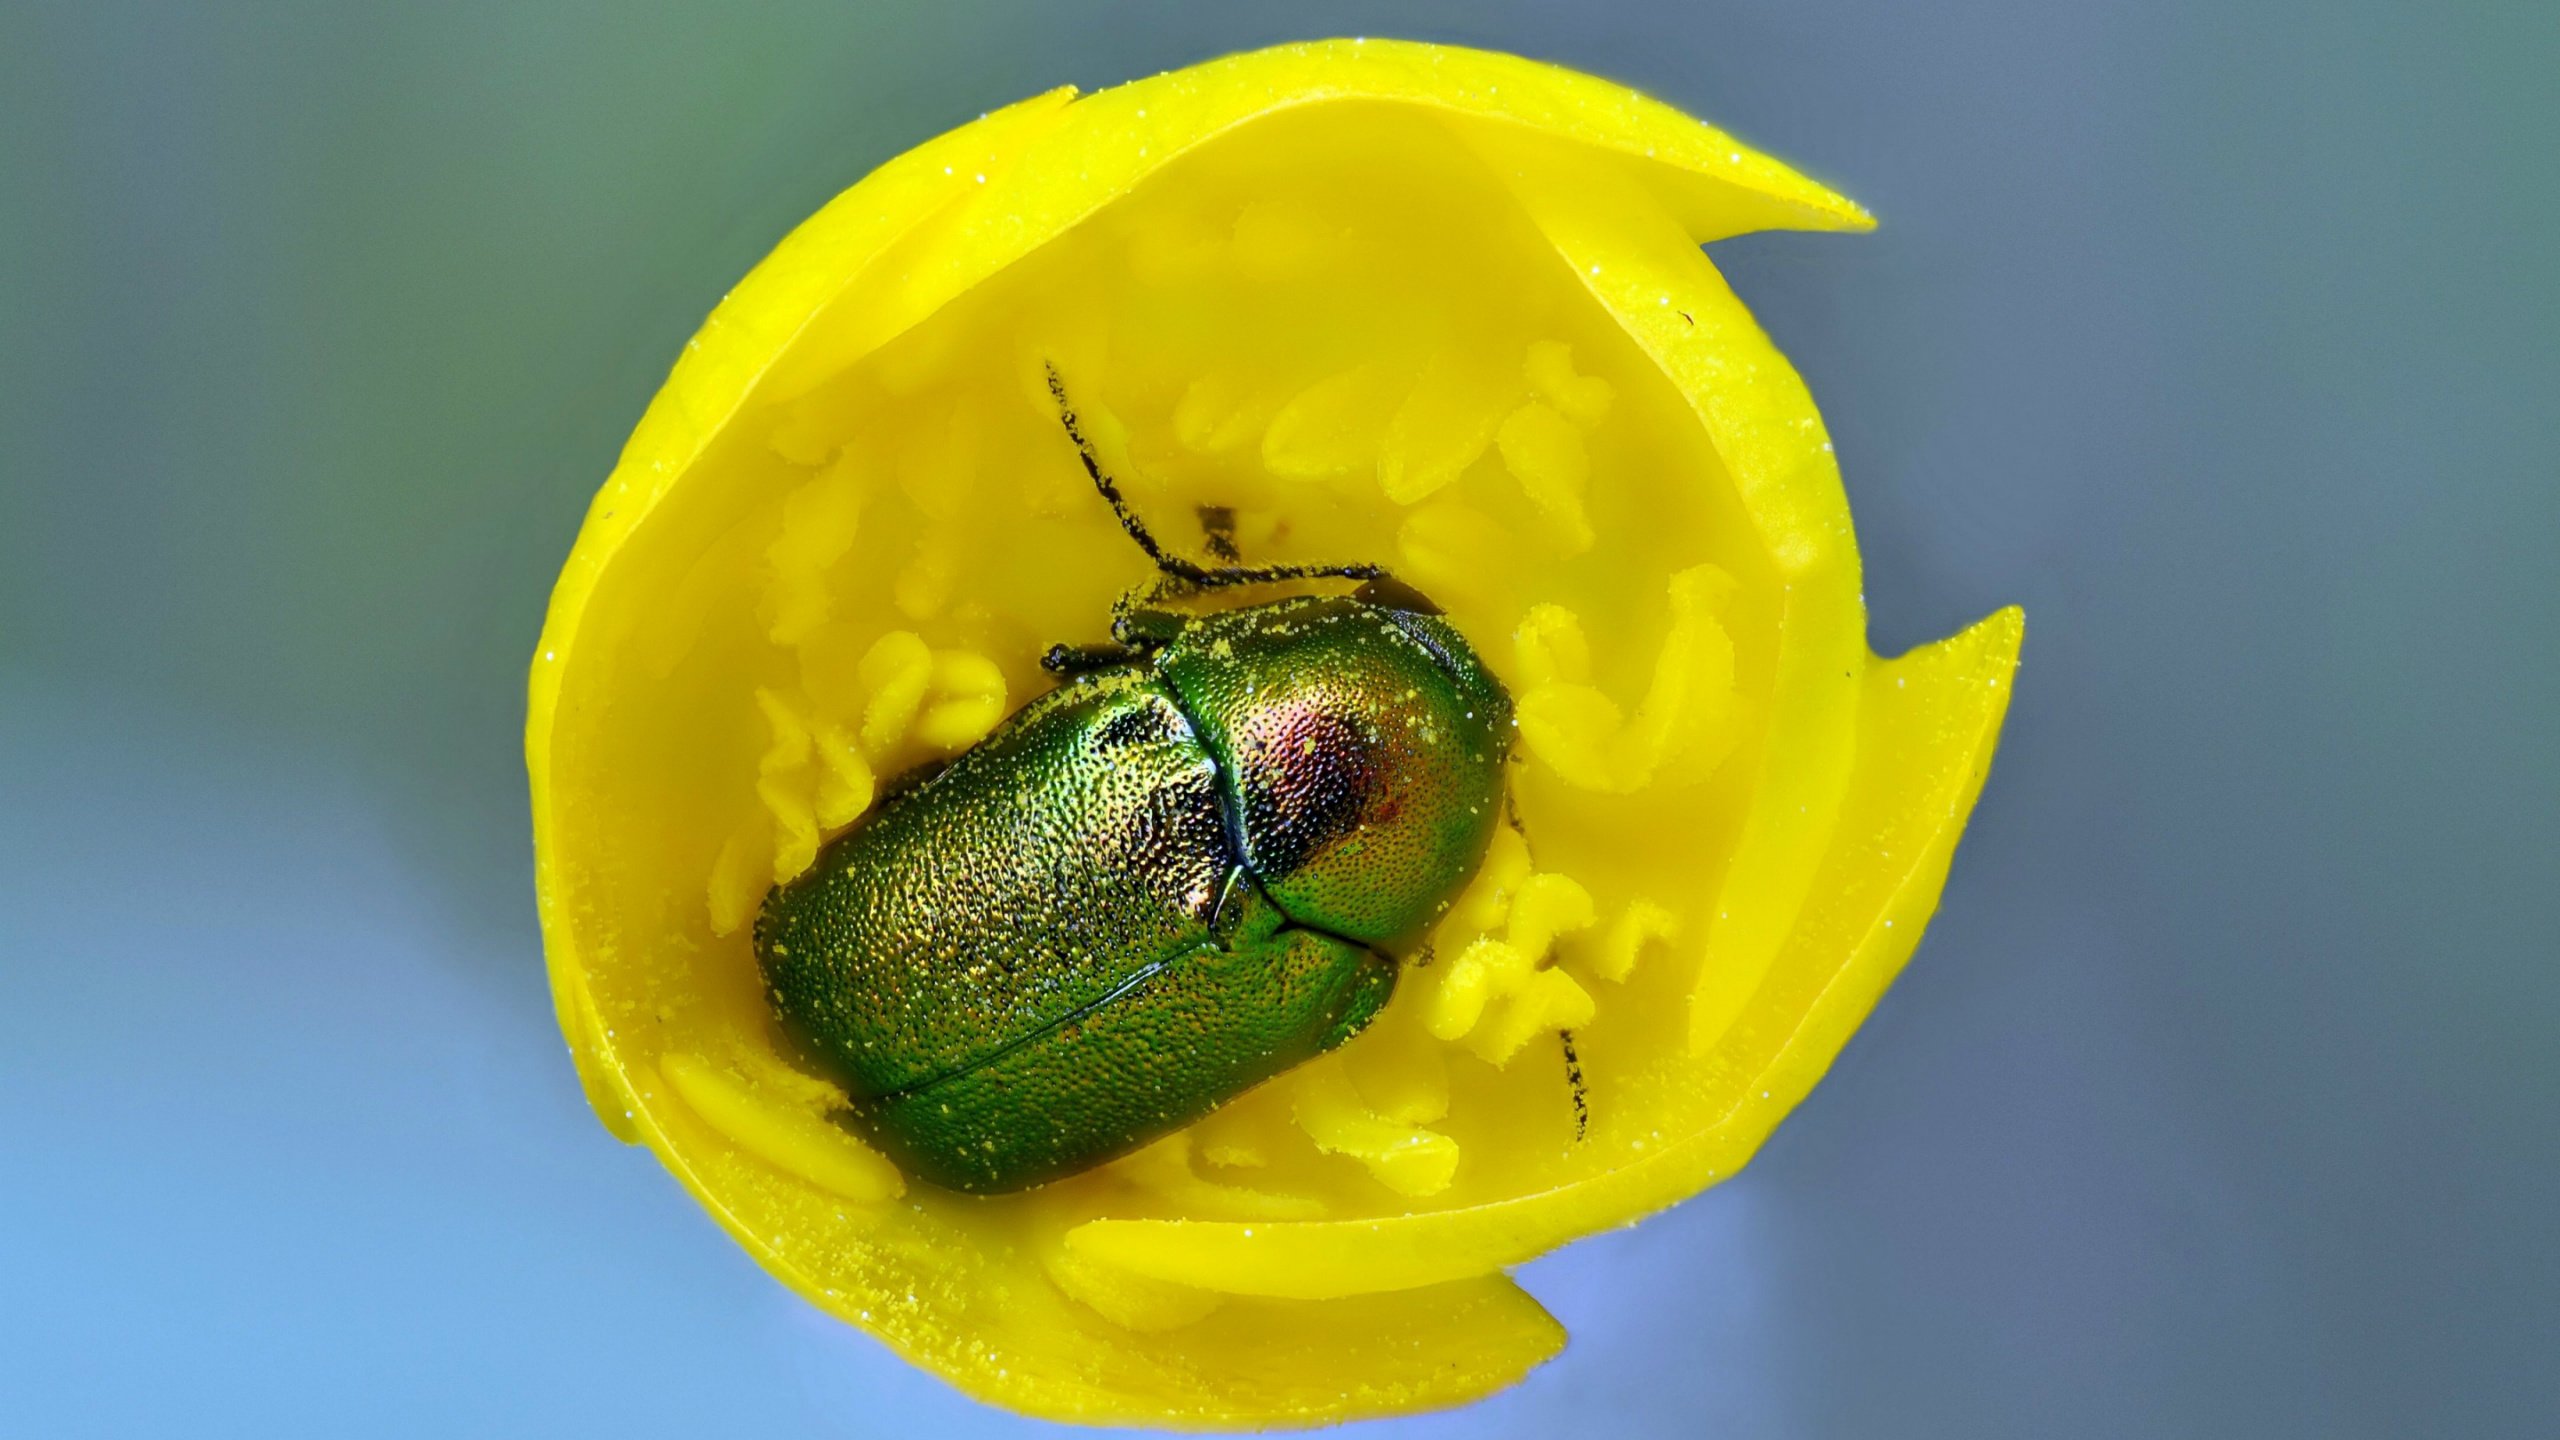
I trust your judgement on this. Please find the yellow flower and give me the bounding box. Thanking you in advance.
[527,38,2021,1428]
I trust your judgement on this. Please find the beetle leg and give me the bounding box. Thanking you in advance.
[1040,641,1143,676]
[1197,504,1240,561]
[1350,573,1445,616]
[1494,794,1589,1141]
[1110,599,1190,651]
[1559,1028,1590,1142]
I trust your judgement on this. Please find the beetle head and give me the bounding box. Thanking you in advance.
[1157,595,1511,946]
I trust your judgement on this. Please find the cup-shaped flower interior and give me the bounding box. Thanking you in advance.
[529,39,2019,1428]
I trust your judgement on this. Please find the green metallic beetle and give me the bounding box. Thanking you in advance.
[754,367,1512,1193]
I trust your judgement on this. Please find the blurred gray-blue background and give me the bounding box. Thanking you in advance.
[4,3,2553,1436]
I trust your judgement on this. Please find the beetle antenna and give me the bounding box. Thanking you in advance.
[1560,1028,1590,1142]
[1045,362,1387,590]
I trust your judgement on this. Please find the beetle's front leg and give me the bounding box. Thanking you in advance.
[1040,641,1144,676]
[1108,577,1194,649]
[1054,576,1191,670]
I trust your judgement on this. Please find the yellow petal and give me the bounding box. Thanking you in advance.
[1106,1134,1326,1222]
[1524,339,1616,426]
[1344,1011,1452,1126]
[855,630,932,754]
[914,648,1009,752]
[1043,1242,1224,1334]
[810,725,875,830]
[660,1052,903,1204]
[1263,361,1411,480]
[1512,603,1593,688]
[1465,968,1596,1067]
[1494,400,1593,552]
[1592,900,1679,984]
[1292,1056,1461,1198]
[704,819,772,939]
[1393,498,1524,613]
[1378,346,1519,504]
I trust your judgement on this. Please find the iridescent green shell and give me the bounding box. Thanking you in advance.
[756,595,1510,1193]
